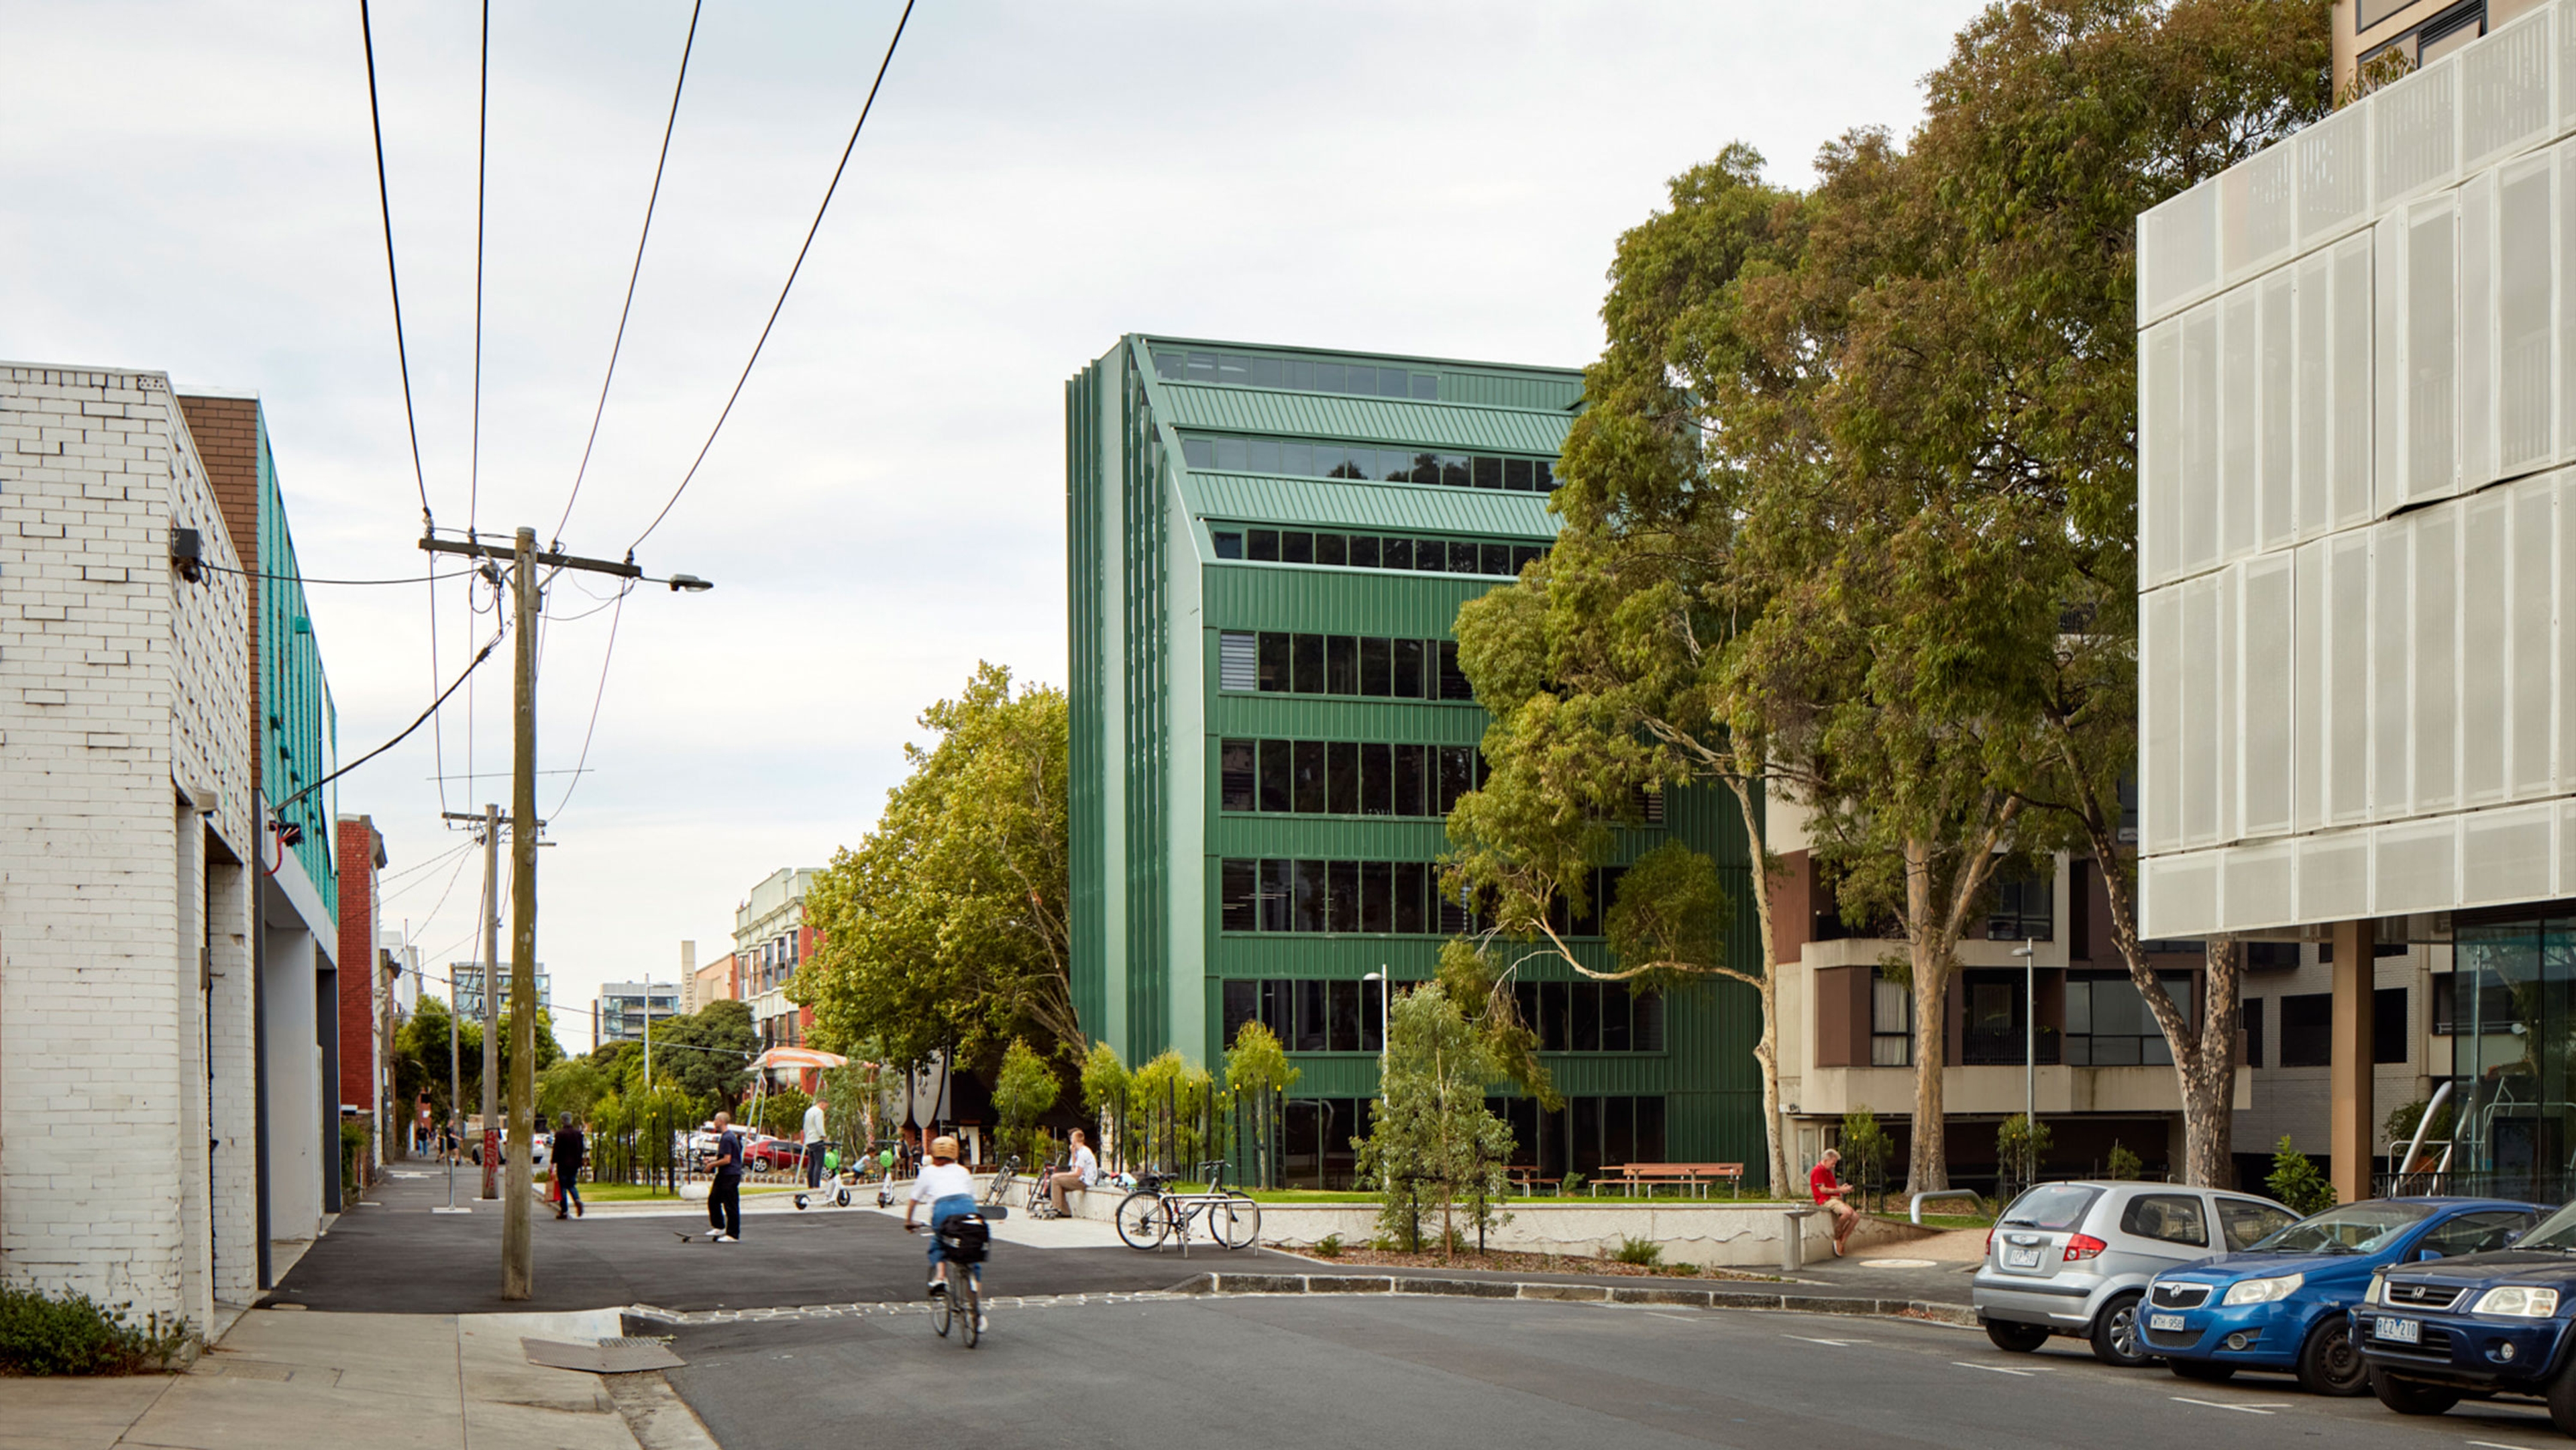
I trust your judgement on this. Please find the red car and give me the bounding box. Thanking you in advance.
[744,1136,808,1173]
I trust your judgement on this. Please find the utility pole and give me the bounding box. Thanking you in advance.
[479,802,500,1198]
[423,525,710,1302]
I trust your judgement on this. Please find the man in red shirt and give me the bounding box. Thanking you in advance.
[1810,1148,1860,1256]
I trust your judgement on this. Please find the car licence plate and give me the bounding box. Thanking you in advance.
[2375,1316,2420,1345]
[2004,1245,2042,1269]
[2149,1313,2187,1333]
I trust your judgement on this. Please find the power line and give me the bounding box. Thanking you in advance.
[359,0,433,527]
[194,560,476,587]
[554,0,704,550]
[550,586,628,817]
[627,0,917,552]
[270,619,504,818]
[376,835,478,889]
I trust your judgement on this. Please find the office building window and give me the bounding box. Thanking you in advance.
[2375,986,2410,1065]
[1490,1095,1667,1178]
[2279,992,2332,1068]
[2242,996,2265,1068]
[2066,971,2189,1066]
[1216,631,1479,703]
[1215,523,1545,578]
[1220,738,1487,818]
[1222,977,1387,1053]
[1218,858,1519,936]
[1509,979,1665,1053]
[1152,348,1439,401]
[1176,431,1557,495]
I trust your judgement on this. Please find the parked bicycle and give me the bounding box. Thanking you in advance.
[1115,1161,1260,1255]
[983,1155,1022,1208]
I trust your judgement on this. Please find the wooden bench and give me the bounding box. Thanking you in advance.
[1594,1162,1746,1198]
[1507,1168,1563,1197]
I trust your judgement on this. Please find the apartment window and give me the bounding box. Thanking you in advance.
[1962,970,2035,1066]
[1872,968,1913,1066]
[2279,992,2332,1068]
[2244,941,2301,969]
[1987,872,2054,941]
[2242,996,2265,1069]
[2375,986,2410,1065]
[2066,971,2188,1066]
[2432,972,2522,1034]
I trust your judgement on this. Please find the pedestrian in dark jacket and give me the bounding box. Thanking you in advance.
[553,1119,588,1219]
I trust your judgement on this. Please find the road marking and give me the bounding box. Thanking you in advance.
[2466,1441,2553,1449]
[1951,1360,2050,1376]
[1862,1258,1938,1268]
[2168,1397,2288,1414]
[1647,1311,1705,1323]
[1784,1335,1867,1347]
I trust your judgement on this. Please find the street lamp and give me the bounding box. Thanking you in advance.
[1361,970,1391,1062]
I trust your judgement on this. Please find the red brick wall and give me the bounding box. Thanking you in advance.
[336,817,382,1113]
[174,396,263,790]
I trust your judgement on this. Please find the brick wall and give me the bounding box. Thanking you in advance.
[335,817,379,1121]
[0,364,258,1329]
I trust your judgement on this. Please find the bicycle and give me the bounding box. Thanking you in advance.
[983,1155,1022,1208]
[911,1211,991,1349]
[1114,1161,1260,1255]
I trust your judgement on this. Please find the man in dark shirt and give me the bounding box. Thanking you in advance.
[708,1110,743,1242]
[552,1117,588,1219]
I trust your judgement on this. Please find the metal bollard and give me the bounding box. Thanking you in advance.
[1782,1206,1817,1272]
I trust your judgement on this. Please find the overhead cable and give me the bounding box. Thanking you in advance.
[359,0,434,527]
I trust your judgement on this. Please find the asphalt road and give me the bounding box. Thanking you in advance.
[276,1170,1303,1314]
[664,1295,2576,1450]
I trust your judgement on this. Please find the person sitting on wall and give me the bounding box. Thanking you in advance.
[1810,1147,1861,1257]
[1042,1128,1100,1217]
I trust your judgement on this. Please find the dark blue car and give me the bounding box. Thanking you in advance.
[2351,1196,2576,1432]
[2143,1198,2541,1395]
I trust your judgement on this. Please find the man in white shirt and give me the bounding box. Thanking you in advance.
[802,1094,828,1189]
[1048,1128,1100,1216]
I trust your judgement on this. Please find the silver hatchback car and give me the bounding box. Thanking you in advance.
[1973,1181,2299,1366]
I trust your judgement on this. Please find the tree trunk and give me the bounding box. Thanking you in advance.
[1723,772,1794,1194]
[1905,936,1953,1198]
[2180,936,2241,1188]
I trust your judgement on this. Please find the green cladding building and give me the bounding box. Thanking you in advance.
[1066,334,1766,1187]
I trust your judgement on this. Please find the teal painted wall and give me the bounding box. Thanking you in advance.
[256,412,337,916]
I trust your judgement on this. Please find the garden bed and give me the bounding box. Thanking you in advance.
[1303,1247,1783,1282]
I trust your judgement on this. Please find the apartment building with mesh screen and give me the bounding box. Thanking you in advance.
[2137,1,2576,1197]
[1066,335,1768,1187]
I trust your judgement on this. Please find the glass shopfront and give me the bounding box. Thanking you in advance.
[2446,915,2576,1202]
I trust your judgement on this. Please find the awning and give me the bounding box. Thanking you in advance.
[751,1046,848,1072]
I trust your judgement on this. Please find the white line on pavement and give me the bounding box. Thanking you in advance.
[2168,1398,2288,1415]
[1784,1335,1867,1347]
[2465,1441,2553,1449]
[1952,1361,2050,1376]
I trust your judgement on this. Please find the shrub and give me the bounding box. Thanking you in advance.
[1560,1172,1585,1196]
[1612,1235,1664,1267]
[1311,1233,1345,1259]
[2267,1136,2337,1216]
[2104,1141,2141,1181]
[0,1287,194,1375]
[1839,1108,1894,1210]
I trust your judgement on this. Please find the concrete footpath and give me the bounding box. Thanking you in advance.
[4,1305,712,1450]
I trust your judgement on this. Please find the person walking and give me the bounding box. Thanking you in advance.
[1810,1147,1860,1257]
[552,1116,588,1219]
[802,1093,828,1190]
[708,1110,743,1242]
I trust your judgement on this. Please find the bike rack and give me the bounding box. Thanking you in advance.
[1911,1188,1981,1224]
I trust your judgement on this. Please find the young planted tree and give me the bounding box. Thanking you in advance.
[1080,1041,1132,1170]
[1224,1021,1300,1190]
[991,1038,1063,1167]
[1356,984,1515,1259]
[799,664,1077,1073]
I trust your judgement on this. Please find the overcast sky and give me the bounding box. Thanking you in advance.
[3,0,1990,1052]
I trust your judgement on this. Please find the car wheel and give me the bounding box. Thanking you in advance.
[2088,1292,2156,1368]
[2368,1367,2461,1416]
[2546,1353,2576,1436]
[2169,1359,2235,1383]
[1985,1320,2051,1353]
[2294,1318,2369,1397]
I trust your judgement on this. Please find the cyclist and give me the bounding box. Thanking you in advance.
[904,1135,985,1329]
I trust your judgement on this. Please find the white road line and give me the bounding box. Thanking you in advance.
[1784,1335,1867,1347]
[2466,1441,2553,1449]
[2168,1397,2282,1415]
[1952,1360,2048,1376]
[1647,1311,1705,1323]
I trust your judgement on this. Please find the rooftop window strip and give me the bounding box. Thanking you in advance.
[1210,525,1544,578]
[1153,347,1438,401]
[1179,432,1554,492]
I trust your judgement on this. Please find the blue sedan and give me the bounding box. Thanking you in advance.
[2141,1198,2542,1395]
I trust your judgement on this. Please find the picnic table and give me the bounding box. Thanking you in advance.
[1593,1162,1746,1198]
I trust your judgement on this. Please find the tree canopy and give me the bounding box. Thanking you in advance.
[798,662,1077,1074]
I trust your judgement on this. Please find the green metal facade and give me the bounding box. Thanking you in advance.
[254,412,337,913]
[1066,334,1767,1179]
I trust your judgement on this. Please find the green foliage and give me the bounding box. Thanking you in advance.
[1611,1235,1664,1267]
[1130,1050,1220,1175]
[1226,1021,1299,1188]
[992,1039,1063,1165]
[0,1286,193,1375]
[1081,1041,1130,1115]
[1356,983,1515,1261]
[339,1119,371,1199]
[537,1059,608,1125]
[640,999,755,1106]
[2267,1137,2338,1216]
[1312,1233,1345,1259]
[2106,1141,2143,1181]
[799,664,1077,1073]
[756,1087,812,1141]
[820,1061,883,1155]
[2385,1098,2454,1154]
[1433,940,1560,1109]
[1997,1115,2052,1196]
[1560,1171,1585,1197]
[1839,1108,1894,1208]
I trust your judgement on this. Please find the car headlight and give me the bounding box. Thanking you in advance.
[2222,1273,2306,1306]
[2471,1286,2561,1318]
[2363,1274,2385,1306]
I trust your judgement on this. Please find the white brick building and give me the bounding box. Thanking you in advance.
[0,362,260,1331]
